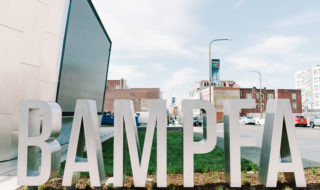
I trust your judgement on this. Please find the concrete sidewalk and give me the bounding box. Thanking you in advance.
[0,127,114,190]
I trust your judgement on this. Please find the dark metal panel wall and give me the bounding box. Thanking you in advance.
[57,0,112,115]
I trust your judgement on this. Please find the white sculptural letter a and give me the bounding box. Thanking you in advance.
[259,99,306,187]
[62,100,105,187]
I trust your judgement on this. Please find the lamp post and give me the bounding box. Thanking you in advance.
[209,38,232,103]
[250,70,262,118]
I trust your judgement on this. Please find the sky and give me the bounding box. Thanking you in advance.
[93,0,320,104]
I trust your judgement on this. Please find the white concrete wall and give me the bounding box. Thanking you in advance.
[0,0,69,161]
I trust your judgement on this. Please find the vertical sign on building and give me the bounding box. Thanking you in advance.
[172,97,176,106]
[211,59,220,86]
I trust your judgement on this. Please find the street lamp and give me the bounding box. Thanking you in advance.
[209,38,232,104]
[250,70,262,119]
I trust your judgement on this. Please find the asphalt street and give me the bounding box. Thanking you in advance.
[193,124,320,168]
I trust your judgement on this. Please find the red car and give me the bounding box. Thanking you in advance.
[294,116,308,127]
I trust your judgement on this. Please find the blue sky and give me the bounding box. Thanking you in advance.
[93,0,320,104]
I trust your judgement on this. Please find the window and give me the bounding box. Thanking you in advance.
[261,93,265,99]
[246,93,252,99]
[267,93,273,100]
[240,91,242,96]
[292,103,297,110]
[115,85,120,89]
[292,93,296,100]
[203,82,207,87]
[261,103,265,109]
[256,103,259,108]
[256,93,259,99]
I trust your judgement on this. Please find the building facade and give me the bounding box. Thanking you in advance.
[189,80,239,121]
[104,79,160,112]
[240,87,302,117]
[189,80,237,100]
[189,80,302,121]
[295,65,320,110]
[0,0,112,161]
[202,86,240,121]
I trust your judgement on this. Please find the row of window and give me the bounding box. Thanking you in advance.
[255,103,297,109]
[314,77,320,84]
[314,69,320,76]
[314,85,320,90]
[242,92,296,100]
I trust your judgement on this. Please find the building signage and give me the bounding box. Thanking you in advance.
[172,97,176,106]
[211,59,220,84]
[212,58,220,68]
[17,99,306,188]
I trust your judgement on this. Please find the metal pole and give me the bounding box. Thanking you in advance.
[250,71,262,118]
[259,72,262,119]
[208,38,231,104]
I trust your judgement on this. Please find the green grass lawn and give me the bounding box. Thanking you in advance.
[60,131,257,176]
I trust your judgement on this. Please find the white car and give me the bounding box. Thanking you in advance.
[255,118,265,126]
[239,117,246,124]
[243,116,256,125]
[310,115,320,128]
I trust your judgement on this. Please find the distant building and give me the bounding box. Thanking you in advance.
[240,87,302,117]
[107,78,129,90]
[202,86,240,121]
[189,80,302,121]
[189,80,239,121]
[189,80,210,100]
[189,80,237,100]
[295,66,320,110]
[104,79,160,112]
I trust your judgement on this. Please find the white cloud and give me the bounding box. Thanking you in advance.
[226,35,306,73]
[150,63,165,72]
[108,63,146,80]
[233,0,246,9]
[275,12,320,28]
[93,0,202,58]
[244,36,306,55]
[236,80,259,88]
[162,67,199,91]
[227,57,292,73]
[161,67,199,105]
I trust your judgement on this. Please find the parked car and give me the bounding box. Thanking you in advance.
[310,115,320,128]
[193,117,202,126]
[255,118,265,126]
[243,116,256,125]
[101,112,139,126]
[239,117,246,125]
[136,112,149,124]
[294,115,308,127]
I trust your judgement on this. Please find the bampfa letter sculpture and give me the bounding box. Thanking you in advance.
[223,99,256,187]
[18,101,62,186]
[113,99,167,187]
[259,99,306,187]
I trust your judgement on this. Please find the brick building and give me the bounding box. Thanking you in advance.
[202,86,240,121]
[106,79,129,90]
[104,79,160,112]
[240,87,302,117]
